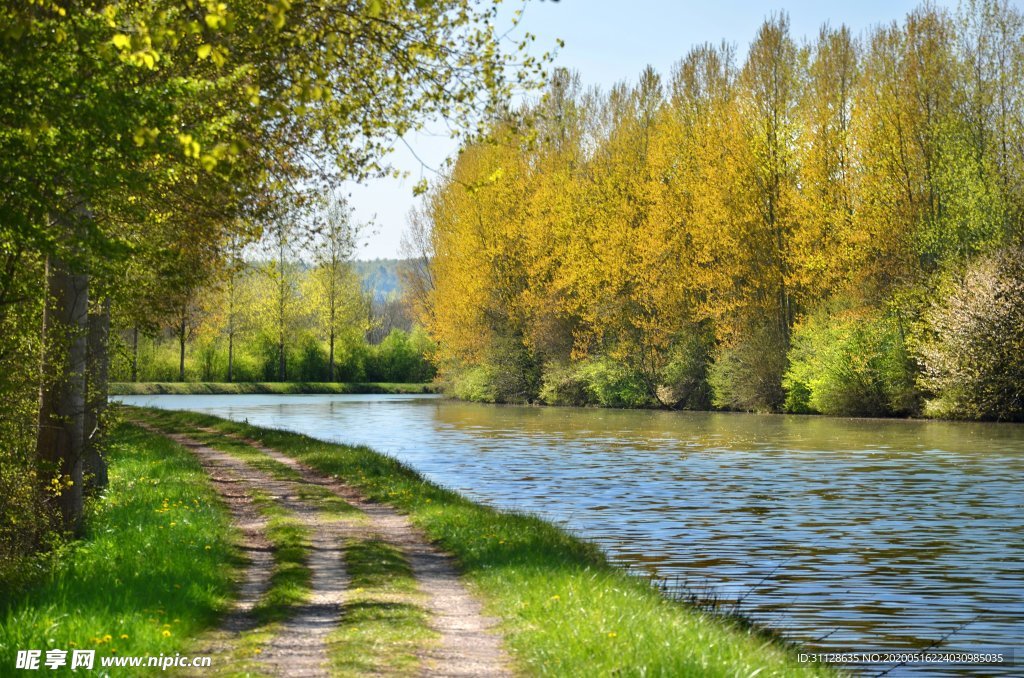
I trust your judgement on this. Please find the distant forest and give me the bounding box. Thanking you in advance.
[352,259,405,301]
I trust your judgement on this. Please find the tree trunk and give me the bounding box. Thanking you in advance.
[83,296,110,491]
[227,331,234,383]
[36,252,89,534]
[328,330,335,382]
[131,326,139,382]
[178,317,186,381]
[278,339,286,381]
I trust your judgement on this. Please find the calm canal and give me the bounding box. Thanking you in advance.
[117,393,1023,675]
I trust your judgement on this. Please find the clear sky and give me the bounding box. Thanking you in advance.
[350,0,965,260]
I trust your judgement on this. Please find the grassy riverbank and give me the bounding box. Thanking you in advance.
[0,423,239,673]
[135,406,836,676]
[1,408,837,675]
[110,382,438,396]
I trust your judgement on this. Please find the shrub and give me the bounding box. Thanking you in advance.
[332,340,370,382]
[578,357,653,408]
[445,336,539,403]
[227,349,263,382]
[194,336,221,381]
[783,306,918,417]
[449,364,500,403]
[539,361,592,406]
[367,328,436,382]
[294,334,328,382]
[657,326,713,410]
[0,407,56,583]
[919,248,1024,421]
[405,325,438,382]
[134,337,184,382]
[254,334,283,381]
[485,337,541,403]
[709,319,788,412]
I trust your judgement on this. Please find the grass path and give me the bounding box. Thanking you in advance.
[173,433,273,638]
[202,426,513,678]
[147,427,349,676]
[139,418,511,677]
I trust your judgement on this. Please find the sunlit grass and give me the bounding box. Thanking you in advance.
[328,539,435,676]
[245,491,312,627]
[0,423,238,675]
[135,406,839,676]
[144,412,363,522]
[173,446,312,676]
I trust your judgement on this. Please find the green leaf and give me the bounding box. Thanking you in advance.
[112,33,131,50]
[197,44,212,60]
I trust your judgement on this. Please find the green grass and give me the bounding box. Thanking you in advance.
[133,407,839,677]
[206,487,312,678]
[246,492,313,627]
[143,415,363,522]
[110,382,439,396]
[118,419,318,628]
[0,423,239,675]
[328,539,436,676]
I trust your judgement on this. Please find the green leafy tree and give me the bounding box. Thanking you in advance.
[305,195,369,381]
[2,0,550,532]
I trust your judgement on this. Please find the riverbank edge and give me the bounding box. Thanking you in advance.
[130,405,838,676]
[109,381,439,396]
[437,388,1024,425]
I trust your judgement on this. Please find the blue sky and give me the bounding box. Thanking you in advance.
[351,0,965,259]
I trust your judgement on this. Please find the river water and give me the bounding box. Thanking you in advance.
[117,393,1023,675]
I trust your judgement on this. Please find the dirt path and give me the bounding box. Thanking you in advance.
[207,429,514,678]
[136,424,273,643]
[153,428,350,677]
[144,421,512,677]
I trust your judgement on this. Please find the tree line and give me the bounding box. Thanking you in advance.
[419,1,1024,422]
[1,0,546,569]
[118,199,434,386]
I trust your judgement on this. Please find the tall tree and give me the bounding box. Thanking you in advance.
[258,218,304,382]
[2,0,549,529]
[794,25,859,301]
[306,195,367,382]
[712,14,802,410]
